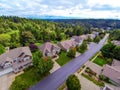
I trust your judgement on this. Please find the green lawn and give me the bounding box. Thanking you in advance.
[93,57,107,66]
[10,67,46,90]
[56,51,72,66]
[35,42,43,46]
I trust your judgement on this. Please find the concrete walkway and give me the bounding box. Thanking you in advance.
[75,52,81,57]
[50,56,61,73]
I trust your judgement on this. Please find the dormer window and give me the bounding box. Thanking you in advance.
[19,52,25,57]
[4,61,12,68]
[23,56,30,61]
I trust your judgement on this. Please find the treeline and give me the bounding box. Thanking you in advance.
[109,30,120,40]
[0,16,92,48]
[50,19,120,30]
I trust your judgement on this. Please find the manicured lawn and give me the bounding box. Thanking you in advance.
[93,57,107,66]
[10,67,46,90]
[56,51,72,66]
[35,42,43,46]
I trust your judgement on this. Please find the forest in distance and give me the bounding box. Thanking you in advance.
[0,16,120,49]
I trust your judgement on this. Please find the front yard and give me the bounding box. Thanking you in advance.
[10,67,46,90]
[56,51,72,66]
[93,57,107,66]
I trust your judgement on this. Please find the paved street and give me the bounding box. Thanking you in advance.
[30,35,108,90]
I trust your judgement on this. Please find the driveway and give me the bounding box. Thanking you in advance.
[0,72,15,90]
[76,73,100,90]
[0,72,23,90]
[30,35,108,90]
[85,61,103,76]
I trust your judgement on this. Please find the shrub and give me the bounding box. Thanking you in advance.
[66,74,81,90]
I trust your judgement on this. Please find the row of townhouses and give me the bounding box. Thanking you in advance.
[39,32,98,57]
[0,32,98,75]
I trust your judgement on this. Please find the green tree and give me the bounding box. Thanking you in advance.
[77,41,87,53]
[87,36,93,42]
[101,43,116,58]
[113,46,120,60]
[94,36,101,43]
[33,50,43,66]
[36,57,53,75]
[66,74,81,90]
[67,47,76,58]
[0,44,5,54]
[0,34,11,46]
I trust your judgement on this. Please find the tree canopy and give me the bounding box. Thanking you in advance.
[0,16,92,48]
[0,44,5,55]
[66,74,81,90]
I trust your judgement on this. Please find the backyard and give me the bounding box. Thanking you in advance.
[93,57,107,66]
[56,51,72,66]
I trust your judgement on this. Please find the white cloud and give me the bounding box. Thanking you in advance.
[0,0,120,19]
[87,0,120,8]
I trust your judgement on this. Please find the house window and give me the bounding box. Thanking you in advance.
[4,61,11,68]
[23,56,30,61]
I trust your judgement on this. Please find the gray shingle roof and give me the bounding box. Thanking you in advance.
[0,47,32,64]
[103,65,120,84]
[39,42,60,56]
[58,39,75,51]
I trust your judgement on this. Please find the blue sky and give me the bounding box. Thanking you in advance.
[0,0,120,19]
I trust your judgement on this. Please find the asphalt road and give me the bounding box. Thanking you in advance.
[30,35,108,90]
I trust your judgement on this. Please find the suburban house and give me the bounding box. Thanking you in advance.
[58,39,76,52]
[87,34,96,39]
[80,35,88,40]
[0,47,32,73]
[102,60,120,86]
[112,40,120,46]
[102,85,115,90]
[71,36,84,46]
[39,42,61,57]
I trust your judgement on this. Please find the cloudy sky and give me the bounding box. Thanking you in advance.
[0,0,120,19]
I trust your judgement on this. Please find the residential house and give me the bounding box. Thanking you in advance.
[112,40,120,46]
[87,34,96,39]
[58,39,76,52]
[39,42,61,57]
[102,60,120,86]
[102,85,114,90]
[80,35,88,40]
[71,36,84,46]
[0,47,32,73]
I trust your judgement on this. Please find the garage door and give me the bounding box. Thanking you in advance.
[0,68,13,77]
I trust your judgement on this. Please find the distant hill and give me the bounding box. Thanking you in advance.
[47,19,120,30]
